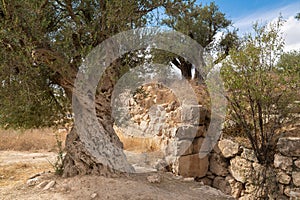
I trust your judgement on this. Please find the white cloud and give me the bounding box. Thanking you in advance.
[233,2,300,51]
[282,16,300,51]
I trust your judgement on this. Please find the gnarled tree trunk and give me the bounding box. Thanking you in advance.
[32,49,133,177]
[62,60,134,177]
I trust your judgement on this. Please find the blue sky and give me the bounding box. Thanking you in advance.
[200,0,299,20]
[199,0,300,51]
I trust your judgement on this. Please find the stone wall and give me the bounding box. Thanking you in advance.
[200,138,300,199]
[114,83,211,177]
[114,83,299,199]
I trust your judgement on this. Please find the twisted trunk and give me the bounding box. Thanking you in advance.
[33,49,132,177]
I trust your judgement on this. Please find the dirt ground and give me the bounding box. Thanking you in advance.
[0,129,234,200]
[0,151,235,200]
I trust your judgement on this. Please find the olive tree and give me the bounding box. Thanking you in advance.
[0,0,169,176]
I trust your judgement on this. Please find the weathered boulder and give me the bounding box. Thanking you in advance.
[292,172,300,187]
[274,154,293,171]
[277,137,300,157]
[209,153,229,176]
[229,156,252,183]
[178,154,209,177]
[218,139,239,158]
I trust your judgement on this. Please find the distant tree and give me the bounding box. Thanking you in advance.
[221,18,300,197]
[296,12,300,20]
[162,1,239,80]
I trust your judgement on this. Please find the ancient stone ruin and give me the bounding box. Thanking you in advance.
[114,82,300,199]
[114,82,210,177]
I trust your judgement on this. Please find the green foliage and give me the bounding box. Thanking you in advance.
[222,18,299,164]
[0,0,167,129]
[221,18,300,198]
[48,132,64,176]
[159,1,238,79]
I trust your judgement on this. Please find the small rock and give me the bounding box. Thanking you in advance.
[183,177,194,182]
[277,171,291,185]
[90,193,98,199]
[241,148,258,162]
[239,194,255,200]
[43,180,56,190]
[27,178,39,186]
[172,175,183,180]
[36,180,49,189]
[292,172,300,187]
[245,182,258,194]
[195,177,212,186]
[147,174,161,183]
[277,137,300,157]
[218,139,239,158]
[290,188,300,199]
[226,175,243,198]
[284,187,291,197]
[209,153,228,176]
[295,160,300,169]
[229,156,252,183]
[212,177,231,195]
[274,154,293,171]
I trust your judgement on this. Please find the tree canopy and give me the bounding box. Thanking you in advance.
[0,0,166,128]
[0,0,236,129]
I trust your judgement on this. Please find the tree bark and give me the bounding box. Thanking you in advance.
[32,48,133,177]
[62,60,134,177]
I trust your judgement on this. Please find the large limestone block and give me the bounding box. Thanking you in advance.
[176,140,193,156]
[178,154,209,178]
[181,105,208,125]
[229,156,252,183]
[192,137,205,154]
[277,137,300,157]
[218,139,240,158]
[175,125,205,140]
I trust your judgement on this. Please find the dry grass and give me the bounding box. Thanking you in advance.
[0,128,67,152]
[114,126,161,153]
[0,128,66,188]
[0,162,53,187]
